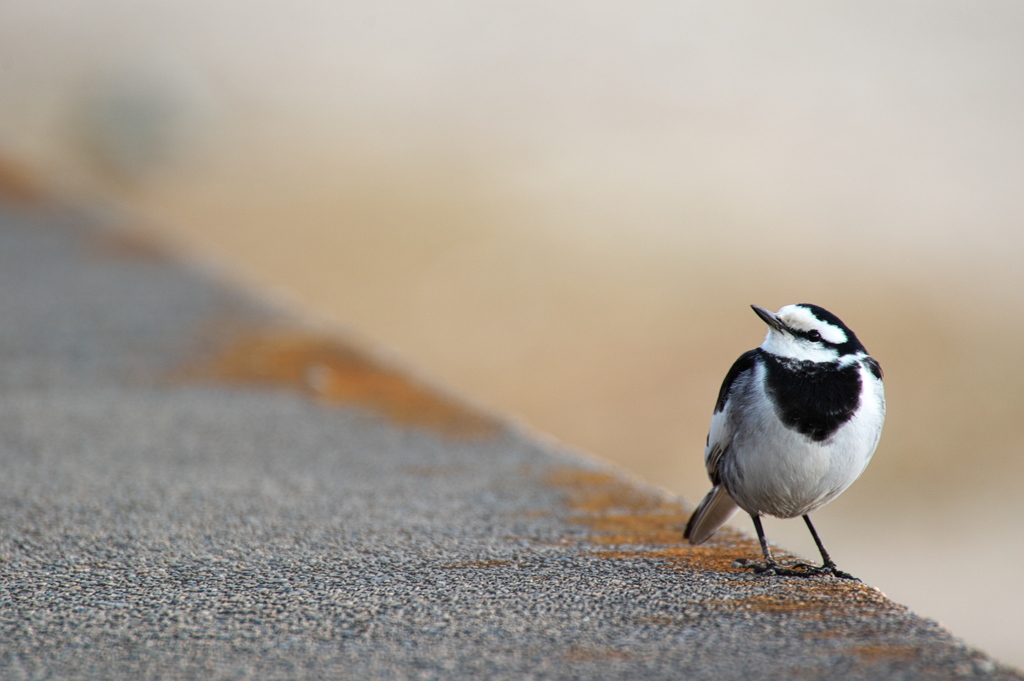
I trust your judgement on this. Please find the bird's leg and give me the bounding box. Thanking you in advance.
[735,514,785,574]
[736,514,859,579]
[803,515,835,567]
[751,514,776,569]
[802,515,858,581]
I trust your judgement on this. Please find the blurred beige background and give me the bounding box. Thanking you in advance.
[2,0,1023,667]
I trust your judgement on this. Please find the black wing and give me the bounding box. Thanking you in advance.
[714,349,760,414]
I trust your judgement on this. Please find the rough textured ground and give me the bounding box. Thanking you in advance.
[0,200,1018,680]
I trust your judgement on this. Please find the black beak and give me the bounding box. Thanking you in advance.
[751,305,787,333]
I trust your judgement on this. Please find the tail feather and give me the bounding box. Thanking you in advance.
[684,485,739,545]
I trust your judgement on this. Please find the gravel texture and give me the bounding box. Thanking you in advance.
[0,202,1018,680]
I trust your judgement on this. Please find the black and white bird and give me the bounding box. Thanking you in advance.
[684,303,885,579]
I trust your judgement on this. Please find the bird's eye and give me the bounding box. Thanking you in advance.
[807,330,822,342]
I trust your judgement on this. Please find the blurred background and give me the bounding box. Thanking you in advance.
[2,0,1022,666]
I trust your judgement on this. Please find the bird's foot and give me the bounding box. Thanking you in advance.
[818,563,859,581]
[733,558,859,581]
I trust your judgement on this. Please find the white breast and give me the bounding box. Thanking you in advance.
[715,359,885,518]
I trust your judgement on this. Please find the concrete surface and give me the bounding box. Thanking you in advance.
[0,200,1019,680]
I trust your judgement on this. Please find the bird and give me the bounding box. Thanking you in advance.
[684,303,885,579]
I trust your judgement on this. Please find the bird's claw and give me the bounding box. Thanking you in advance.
[733,558,859,581]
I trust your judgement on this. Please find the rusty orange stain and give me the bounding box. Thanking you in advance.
[88,228,177,263]
[541,464,908,620]
[0,155,45,204]
[727,580,898,620]
[177,329,498,439]
[848,643,924,662]
[562,646,633,662]
[543,466,762,572]
[706,581,874,616]
[594,544,757,574]
[622,576,898,624]
[545,468,677,515]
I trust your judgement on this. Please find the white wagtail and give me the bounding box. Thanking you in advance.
[684,304,885,579]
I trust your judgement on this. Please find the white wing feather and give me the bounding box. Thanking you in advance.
[686,396,741,544]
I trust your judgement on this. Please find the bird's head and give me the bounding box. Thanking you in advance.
[751,303,866,363]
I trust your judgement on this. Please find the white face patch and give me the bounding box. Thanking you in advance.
[775,305,848,345]
[761,330,840,362]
